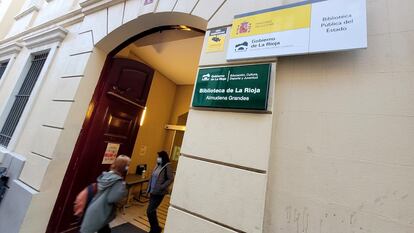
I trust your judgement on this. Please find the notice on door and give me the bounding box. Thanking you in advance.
[192,64,271,111]
[102,143,120,164]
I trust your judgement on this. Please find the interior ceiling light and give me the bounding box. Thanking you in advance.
[178,25,192,31]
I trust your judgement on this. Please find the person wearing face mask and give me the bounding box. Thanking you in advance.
[146,151,174,233]
[80,155,130,233]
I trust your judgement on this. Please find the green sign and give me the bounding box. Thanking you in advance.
[192,64,271,110]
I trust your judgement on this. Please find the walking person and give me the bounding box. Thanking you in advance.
[80,155,131,233]
[146,151,174,233]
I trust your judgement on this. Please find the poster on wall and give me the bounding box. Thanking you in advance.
[102,143,120,164]
[192,64,271,111]
[206,27,227,53]
[227,0,367,60]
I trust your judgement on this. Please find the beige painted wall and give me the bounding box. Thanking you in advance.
[32,0,80,27]
[0,0,25,39]
[264,0,414,232]
[163,85,193,159]
[169,85,193,125]
[130,83,194,174]
[2,0,412,232]
[2,0,80,38]
[129,71,176,175]
[122,44,195,176]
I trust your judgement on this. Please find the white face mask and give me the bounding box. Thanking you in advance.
[157,157,162,164]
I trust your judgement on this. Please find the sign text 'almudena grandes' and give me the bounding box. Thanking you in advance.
[227,0,367,60]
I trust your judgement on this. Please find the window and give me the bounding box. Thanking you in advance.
[0,61,8,81]
[0,52,49,147]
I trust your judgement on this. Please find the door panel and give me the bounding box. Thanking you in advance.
[47,58,154,233]
[116,69,149,101]
[106,111,135,140]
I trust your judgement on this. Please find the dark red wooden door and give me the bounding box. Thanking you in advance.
[47,58,154,233]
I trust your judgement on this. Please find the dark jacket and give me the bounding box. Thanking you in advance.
[80,171,126,233]
[147,163,174,195]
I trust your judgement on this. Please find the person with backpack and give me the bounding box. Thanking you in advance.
[73,182,97,218]
[80,155,131,233]
[146,151,174,233]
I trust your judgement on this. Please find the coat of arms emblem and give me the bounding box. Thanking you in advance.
[237,22,251,35]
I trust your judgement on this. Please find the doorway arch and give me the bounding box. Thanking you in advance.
[97,12,207,54]
[47,6,207,232]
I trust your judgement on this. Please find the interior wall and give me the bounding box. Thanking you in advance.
[168,85,194,125]
[129,71,176,174]
[125,43,195,170]
[163,85,193,155]
[129,82,194,175]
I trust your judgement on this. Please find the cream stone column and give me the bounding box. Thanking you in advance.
[164,0,285,232]
[164,41,276,233]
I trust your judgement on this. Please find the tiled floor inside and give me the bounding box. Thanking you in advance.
[111,195,170,232]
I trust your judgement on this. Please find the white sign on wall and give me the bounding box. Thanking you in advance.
[102,143,120,164]
[227,0,367,60]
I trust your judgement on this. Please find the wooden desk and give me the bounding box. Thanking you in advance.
[125,174,149,206]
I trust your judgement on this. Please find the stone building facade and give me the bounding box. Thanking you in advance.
[0,0,413,233]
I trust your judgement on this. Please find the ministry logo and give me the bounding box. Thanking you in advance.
[235,41,248,52]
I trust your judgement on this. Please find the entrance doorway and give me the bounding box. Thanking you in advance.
[47,57,154,233]
[109,26,203,232]
[47,25,204,232]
